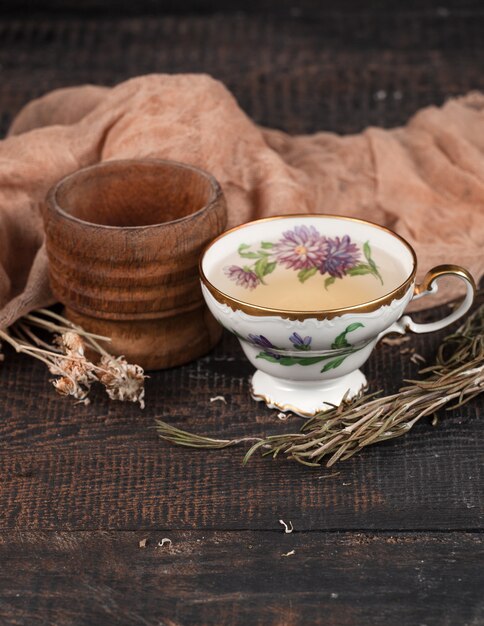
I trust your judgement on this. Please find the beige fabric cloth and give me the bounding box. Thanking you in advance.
[1,73,483,329]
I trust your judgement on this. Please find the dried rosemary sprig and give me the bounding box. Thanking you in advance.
[0,308,146,407]
[155,303,483,468]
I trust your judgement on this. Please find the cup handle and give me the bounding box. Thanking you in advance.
[378,264,476,338]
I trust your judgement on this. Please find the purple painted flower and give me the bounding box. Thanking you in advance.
[224,265,259,290]
[248,334,281,358]
[319,235,360,278]
[274,225,326,271]
[290,332,312,351]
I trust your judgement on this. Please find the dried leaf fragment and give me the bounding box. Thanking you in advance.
[282,550,295,557]
[410,352,426,365]
[381,335,410,347]
[139,538,148,548]
[210,395,227,404]
[279,519,294,533]
[317,472,341,479]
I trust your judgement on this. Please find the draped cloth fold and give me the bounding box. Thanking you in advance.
[1,74,483,329]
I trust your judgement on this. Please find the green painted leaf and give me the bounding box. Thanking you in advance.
[345,322,364,333]
[294,343,311,352]
[254,257,274,284]
[298,267,318,283]
[371,263,384,284]
[294,356,330,366]
[279,357,299,366]
[257,353,341,367]
[332,335,350,349]
[321,356,346,372]
[256,353,280,363]
[264,261,277,276]
[254,256,268,278]
[347,264,373,276]
[285,355,341,367]
[324,276,336,290]
[362,241,384,284]
[238,243,260,259]
[332,322,364,349]
[260,241,274,249]
[367,256,378,274]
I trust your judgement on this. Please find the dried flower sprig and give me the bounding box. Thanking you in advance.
[0,308,146,407]
[155,303,483,468]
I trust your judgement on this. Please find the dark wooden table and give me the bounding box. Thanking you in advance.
[0,4,483,625]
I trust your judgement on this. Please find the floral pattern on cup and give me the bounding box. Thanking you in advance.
[223,225,383,291]
[224,265,259,290]
[244,323,364,373]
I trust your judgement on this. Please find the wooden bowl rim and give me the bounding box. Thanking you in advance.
[45,158,223,232]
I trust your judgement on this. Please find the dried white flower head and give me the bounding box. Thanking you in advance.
[52,375,88,400]
[1,310,147,408]
[98,355,146,409]
[57,331,86,356]
[49,332,96,400]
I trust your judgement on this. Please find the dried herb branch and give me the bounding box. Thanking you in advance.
[156,303,483,468]
[0,309,146,407]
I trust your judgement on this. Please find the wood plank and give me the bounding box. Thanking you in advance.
[1,12,484,138]
[1,0,477,16]
[0,530,482,626]
[0,324,482,531]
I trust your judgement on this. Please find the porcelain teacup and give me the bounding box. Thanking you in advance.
[200,215,476,416]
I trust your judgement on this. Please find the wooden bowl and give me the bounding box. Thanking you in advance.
[42,159,227,369]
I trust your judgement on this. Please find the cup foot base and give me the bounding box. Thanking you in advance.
[250,369,367,417]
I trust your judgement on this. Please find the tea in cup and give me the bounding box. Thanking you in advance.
[200,215,475,416]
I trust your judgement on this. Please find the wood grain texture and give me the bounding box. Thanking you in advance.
[2,0,482,16]
[1,530,483,626]
[42,159,227,369]
[0,9,483,625]
[1,12,484,138]
[0,310,482,531]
